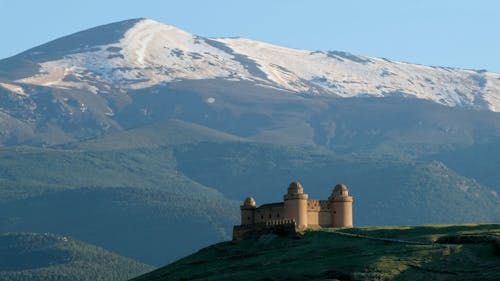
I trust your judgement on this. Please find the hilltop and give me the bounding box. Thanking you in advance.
[0,232,152,281]
[131,224,500,281]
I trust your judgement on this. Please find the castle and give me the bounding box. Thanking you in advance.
[233,182,353,240]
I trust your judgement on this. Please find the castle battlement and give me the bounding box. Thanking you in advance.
[307,199,330,211]
[233,182,354,240]
[265,219,296,226]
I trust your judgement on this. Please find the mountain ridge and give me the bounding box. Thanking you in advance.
[1,18,500,148]
[2,18,500,112]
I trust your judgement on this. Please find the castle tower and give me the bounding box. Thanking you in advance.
[283,182,308,229]
[328,184,353,228]
[240,197,256,225]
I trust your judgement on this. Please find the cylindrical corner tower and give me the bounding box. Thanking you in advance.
[240,197,256,225]
[283,182,308,229]
[328,184,353,228]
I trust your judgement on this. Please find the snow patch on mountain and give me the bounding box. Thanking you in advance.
[0,82,27,96]
[217,37,500,111]
[19,19,256,91]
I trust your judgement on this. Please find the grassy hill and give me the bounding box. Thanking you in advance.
[0,232,152,281]
[131,224,500,281]
[70,119,244,151]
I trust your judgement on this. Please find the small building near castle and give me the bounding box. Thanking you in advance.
[233,182,354,240]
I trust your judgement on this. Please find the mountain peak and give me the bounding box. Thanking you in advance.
[133,18,184,30]
[120,18,198,66]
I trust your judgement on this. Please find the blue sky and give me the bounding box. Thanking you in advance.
[1,0,499,72]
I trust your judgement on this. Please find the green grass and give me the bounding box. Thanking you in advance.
[343,224,499,242]
[131,224,500,281]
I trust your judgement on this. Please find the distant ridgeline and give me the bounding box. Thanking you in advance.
[233,182,353,240]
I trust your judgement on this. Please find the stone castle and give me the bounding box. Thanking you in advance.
[233,182,353,240]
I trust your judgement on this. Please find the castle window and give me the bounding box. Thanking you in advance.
[247,216,251,221]
[277,213,280,218]
[261,215,264,219]
[269,214,272,219]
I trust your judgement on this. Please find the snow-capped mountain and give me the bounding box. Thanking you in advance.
[5,18,500,111]
[2,18,500,148]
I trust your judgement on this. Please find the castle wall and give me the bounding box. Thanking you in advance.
[253,203,284,224]
[318,210,331,227]
[307,199,319,226]
[307,210,319,226]
[307,200,333,227]
[233,220,297,241]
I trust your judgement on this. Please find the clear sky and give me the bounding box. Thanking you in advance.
[1,0,499,72]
